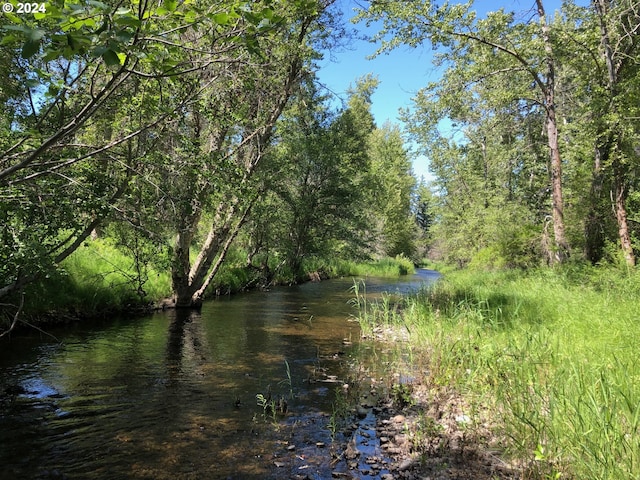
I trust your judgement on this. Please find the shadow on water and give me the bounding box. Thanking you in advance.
[0,270,439,479]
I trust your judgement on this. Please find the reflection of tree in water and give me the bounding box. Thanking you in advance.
[165,309,210,384]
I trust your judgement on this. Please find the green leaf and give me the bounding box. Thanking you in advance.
[163,0,177,12]
[47,84,61,97]
[2,12,21,23]
[0,34,18,46]
[42,48,60,62]
[115,15,142,28]
[82,17,98,29]
[87,0,110,10]
[67,33,92,51]
[184,10,197,23]
[92,45,109,56]
[115,29,135,42]
[212,12,230,25]
[2,25,29,33]
[102,49,121,66]
[21,39,41,59]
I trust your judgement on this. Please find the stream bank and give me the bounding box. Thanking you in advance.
[323,324,519,480]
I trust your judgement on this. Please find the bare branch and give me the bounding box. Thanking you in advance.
[0,293,24,339]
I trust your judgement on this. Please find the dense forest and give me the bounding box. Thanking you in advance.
[2,0,639,333]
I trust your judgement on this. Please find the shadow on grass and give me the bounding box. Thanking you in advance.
[416,281,553,330]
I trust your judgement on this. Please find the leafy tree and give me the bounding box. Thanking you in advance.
[368,123,416,258]
[588,0,640,266]
[0,0,334,313]
[140,0,338,306]
[247,75,377,279]
[358,0,574,263]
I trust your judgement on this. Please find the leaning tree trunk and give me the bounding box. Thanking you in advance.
[171,198,247,308]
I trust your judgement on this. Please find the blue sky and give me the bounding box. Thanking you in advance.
[315,0,588,181]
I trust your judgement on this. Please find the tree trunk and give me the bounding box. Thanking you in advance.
[546,106,570,263]
[613,176,635,266]
[171,207,202,308]
[537,0,570,263]
[584,145,606,263]
[594,0,636,267]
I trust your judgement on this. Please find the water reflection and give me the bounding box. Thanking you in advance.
[0,270,439,479]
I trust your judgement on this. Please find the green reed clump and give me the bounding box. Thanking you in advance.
[349,279,405,338]
[357,266,640,479]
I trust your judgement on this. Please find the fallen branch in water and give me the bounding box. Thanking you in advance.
[0,293,24,339]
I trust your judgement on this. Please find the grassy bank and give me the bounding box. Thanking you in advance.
[304,254,415,279]
[21,238,173,319]
[6,240,414,324]
[356,265,640,479]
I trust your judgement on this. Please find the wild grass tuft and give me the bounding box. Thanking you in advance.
[319,254,415,278]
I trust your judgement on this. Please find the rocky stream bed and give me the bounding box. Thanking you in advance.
[317,327,521,480]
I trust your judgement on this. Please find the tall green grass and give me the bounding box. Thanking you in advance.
[357,266,640,479]
[20,241,414,320]
[24,238,172,317]
[315,254,415,278]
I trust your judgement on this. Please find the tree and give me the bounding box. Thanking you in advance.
[368,123,416,258]
[247,75,377,279]
[590,0,640,266]
[358,0,572,263]
[150,0,337,306]
[0,0,340,315]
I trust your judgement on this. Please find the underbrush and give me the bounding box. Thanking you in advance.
[355,265,640,479]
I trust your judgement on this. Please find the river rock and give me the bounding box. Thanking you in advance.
[394,433,408,445]
[392,414,406,424]
[397,456,418,471]
[356,405,369,418]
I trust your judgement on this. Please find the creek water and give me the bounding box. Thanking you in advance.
[0,270,440,480]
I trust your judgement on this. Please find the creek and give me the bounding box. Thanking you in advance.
[0,269,440,480]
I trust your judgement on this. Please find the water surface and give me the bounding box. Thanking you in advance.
[0,270,440,479]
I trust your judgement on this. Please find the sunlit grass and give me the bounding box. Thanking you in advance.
[356,265,640,479]
[319,254,415,278]
[24,238,172,316]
